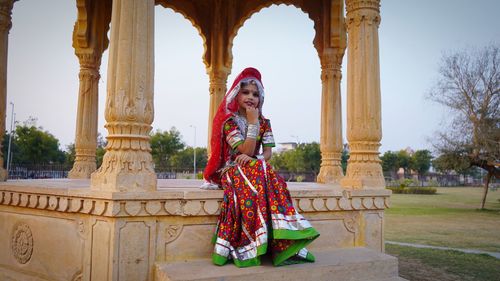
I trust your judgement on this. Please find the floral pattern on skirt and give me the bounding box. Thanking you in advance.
[212,159,319,267]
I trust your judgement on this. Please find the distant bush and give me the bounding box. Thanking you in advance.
[387,186,437,195]
[399,178,419,188]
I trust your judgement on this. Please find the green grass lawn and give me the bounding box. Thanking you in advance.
[385,187,500,252]
[386,243,500,281]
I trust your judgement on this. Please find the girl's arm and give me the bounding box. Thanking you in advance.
[263,146,272,161]
[235,135,257,156]
[235,106,259,156]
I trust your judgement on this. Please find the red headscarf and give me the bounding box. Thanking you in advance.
[203,67,265,185]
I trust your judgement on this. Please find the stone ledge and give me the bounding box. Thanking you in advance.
[0,179,391,217]
[155,247,405,281]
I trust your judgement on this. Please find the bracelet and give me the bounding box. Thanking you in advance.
[256,154,264,160]
[247,123,259,139]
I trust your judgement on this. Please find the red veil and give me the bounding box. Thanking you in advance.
[203,67,265,185]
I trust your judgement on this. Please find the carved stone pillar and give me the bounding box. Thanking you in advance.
[317,49,344,184]
[91,0,156,192]
[68,53,100,179]
[207,67,229,155]
[341,0,385,189]
[0,0,14,181]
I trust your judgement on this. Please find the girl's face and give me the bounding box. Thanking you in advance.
[237,83,259,111]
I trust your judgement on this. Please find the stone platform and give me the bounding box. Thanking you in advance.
[0,179,400,281]
[156,248,407,281]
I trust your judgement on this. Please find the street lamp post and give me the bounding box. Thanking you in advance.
[190,125,197,179]
[6,102,14,176]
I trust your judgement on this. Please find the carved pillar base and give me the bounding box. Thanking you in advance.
[91,150,156,192]
[317,152,343,183]
[341,142,385,188]
[91,123,156,192]
[68,149,97,179]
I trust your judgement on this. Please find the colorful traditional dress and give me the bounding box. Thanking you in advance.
[203,67,319,267]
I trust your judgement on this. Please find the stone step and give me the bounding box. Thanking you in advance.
[368,277,409,281]
[155,247,404,281]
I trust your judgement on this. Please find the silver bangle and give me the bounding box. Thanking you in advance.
[247,123,259,139]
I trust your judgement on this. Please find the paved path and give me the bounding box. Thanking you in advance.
[386,241,500,259]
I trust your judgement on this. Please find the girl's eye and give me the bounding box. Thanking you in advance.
[252,93,259,97]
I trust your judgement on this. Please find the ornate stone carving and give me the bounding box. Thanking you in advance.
[72,271,83,281]
[0,189,389,217]
[165,224,183,244]
[343,212,360,234]
[0,0,14,33]
[11,223,34,264]
[91,0,156,191]
[341,0,385,189]
[69,53,101,179]
[317,49,345,184]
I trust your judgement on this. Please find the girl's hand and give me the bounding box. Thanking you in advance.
[245,106,259,124]
[235,154,254,166]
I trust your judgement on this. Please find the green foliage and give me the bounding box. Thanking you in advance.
[150,127,185,167]
[410,149,433,176]
[168,147,207,169]
[64,143,76,166]
[341,147,349,174]
[270,142,321,173]
[381,149,433,180]
[399,178,418,188]
[2,118,66,165]
[397,150,411,176]
[432,151,471,175]
[380,150,399,174]
[387,186,437,194]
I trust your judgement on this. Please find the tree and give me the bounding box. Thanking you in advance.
[341,145,349,174]
[96,133,107,168]
[1,117,66,165]
[169,147,208,171]
[410,149,433,184]
[300,142,321,174]
[268,142,321,179]
[380,151,399,179]
[150,127,185,168]
[428,45,500,209]
[396,150,411,177]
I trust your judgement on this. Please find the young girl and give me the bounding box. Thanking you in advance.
[202,67,319,267]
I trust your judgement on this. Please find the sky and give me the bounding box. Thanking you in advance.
[6,0,500,154]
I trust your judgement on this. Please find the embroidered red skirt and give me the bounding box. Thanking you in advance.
[212,159,319,267]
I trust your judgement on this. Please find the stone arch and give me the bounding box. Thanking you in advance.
[229,0,323,62]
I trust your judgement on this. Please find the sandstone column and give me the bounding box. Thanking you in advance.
[91,0,156,192]
[0,0,14,181]
[68,53,100,178]
[317,49,345,184]
[341,0,385,188]
[207,66,229,154]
